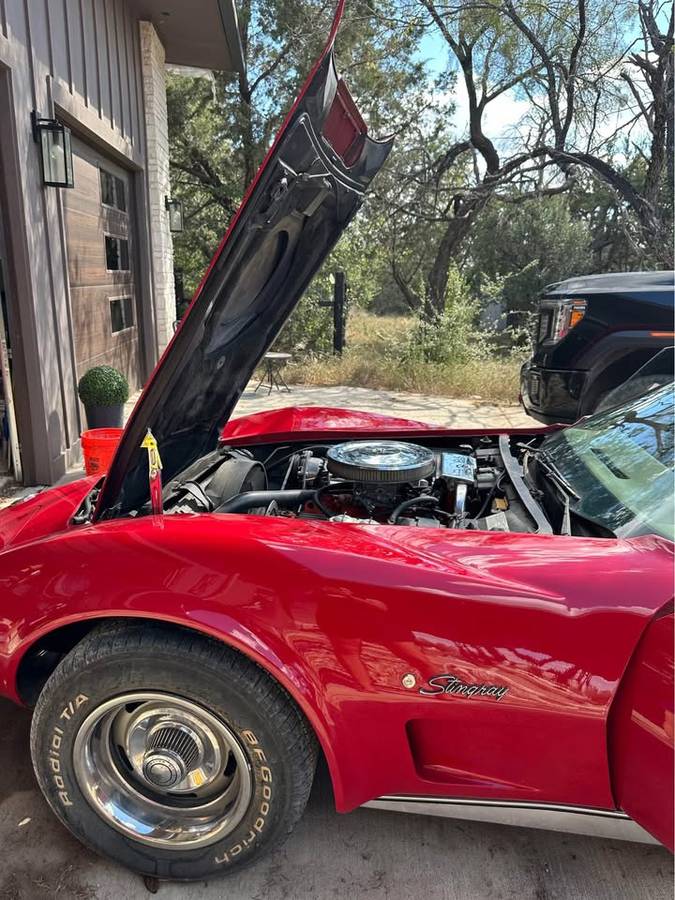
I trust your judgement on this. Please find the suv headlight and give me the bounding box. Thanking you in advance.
[543,298,587,344]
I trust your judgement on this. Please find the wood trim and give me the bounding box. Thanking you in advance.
[0,28,22,72]
[52,76,143,169]
[0,69,42,483]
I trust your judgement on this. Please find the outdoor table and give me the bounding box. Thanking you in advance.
[255,352,292,395]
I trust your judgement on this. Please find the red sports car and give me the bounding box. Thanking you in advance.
[0,2,672,882]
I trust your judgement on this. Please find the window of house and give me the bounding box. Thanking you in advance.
[105,235,130,271]
[100,168,127,212]
[110,296,134,332]
[115,176,127,211]
[100,169,115,206]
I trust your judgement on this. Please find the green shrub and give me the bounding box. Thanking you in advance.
[77,365,129,407]
[405,267,490,365]
[273,293,332,354]
[278,310,523,404]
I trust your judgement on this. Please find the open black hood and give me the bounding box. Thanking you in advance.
[95,1,393,520]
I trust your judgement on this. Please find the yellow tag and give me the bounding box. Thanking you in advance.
[141,430,163,474]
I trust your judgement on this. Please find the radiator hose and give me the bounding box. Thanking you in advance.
[215,489,315,514]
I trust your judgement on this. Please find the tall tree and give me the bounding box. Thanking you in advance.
[466,194,592,312]
[168,0,427,293]
[508,0,673,261]
[390,0,673,317]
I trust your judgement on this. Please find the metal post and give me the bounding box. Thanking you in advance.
[333,270,346,355]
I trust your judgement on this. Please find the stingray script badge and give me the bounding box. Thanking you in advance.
[420,674,508,701]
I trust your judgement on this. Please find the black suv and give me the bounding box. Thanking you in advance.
[520,270,674,424]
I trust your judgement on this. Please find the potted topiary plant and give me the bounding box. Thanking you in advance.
[77,365,129,428]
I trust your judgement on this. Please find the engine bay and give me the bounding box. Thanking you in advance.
[158,433,591,535]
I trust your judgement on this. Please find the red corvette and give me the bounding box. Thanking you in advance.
[0,2,672,882]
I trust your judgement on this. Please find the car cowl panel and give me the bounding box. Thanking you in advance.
[95,0,393,521]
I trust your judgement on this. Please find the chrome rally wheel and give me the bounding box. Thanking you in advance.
[30,623,318,880]
[73,692,253,849]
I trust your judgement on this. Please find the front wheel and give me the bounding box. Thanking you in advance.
[30,622,318,881]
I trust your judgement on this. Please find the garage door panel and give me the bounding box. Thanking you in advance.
[64,135,141,391]
[64,216,105,286]
[69,150,99,203]
[64,211,133,287]
[65,192,130,235]
[71,290,139,385]
[75,337,140,390]
[70,285,137,353]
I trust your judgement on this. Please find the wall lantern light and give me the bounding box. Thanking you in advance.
[31,111,74,188]
[165,197,184,233]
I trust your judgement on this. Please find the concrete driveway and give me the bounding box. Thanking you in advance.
[0,699,672,900]
[232,383,534,429]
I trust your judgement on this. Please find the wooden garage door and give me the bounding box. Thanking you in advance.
[64,137,142,391]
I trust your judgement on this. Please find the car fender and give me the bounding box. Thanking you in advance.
[1,515,672,812]
[576,330,672,411]
[0,516,346,803]
[608,602,674,849]
[0,475,98,551]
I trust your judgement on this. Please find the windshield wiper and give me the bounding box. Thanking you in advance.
[536,449,580,500]
[522,444,621,539]
[523,447,578,536]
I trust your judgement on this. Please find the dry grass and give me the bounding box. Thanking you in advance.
[283,310,522,404]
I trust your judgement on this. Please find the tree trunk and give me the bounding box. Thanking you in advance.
[423,206,477,320]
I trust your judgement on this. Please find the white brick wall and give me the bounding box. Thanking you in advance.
[140,21,175,353]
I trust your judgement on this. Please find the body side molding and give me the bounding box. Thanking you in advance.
[362,796,658,844]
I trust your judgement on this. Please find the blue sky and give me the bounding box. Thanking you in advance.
[413,28,531,144]
[416,29,448,75]
[410,11,651,150]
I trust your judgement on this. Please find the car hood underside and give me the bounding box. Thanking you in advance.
[95,2,392,521]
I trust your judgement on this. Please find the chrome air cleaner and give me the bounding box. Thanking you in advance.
[326,441,435,484]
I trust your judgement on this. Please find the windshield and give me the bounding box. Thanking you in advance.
[541,384,674,540]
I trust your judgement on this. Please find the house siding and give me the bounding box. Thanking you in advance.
[0,2,163,485]
[2,0,146,150]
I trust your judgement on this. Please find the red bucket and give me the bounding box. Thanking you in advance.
[81,428,123,476]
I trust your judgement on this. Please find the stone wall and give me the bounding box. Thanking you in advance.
[140,21,176,353]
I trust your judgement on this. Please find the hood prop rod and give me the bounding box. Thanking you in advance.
[141,430,164,516]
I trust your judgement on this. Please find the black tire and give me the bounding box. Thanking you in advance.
[30,621,318,881]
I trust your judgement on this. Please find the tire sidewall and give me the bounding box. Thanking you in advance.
[31,652,295,880]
